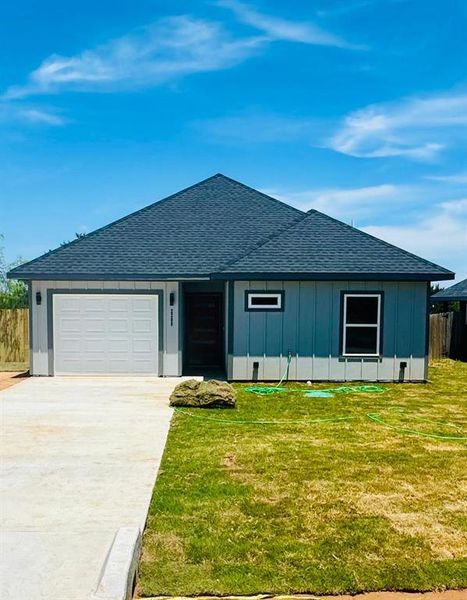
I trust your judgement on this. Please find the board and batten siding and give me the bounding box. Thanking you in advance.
[29,280,180,376]
[229,280,428,382]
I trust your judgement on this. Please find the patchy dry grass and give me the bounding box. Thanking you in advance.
[138,360,467,597]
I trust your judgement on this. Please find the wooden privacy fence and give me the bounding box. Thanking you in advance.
[429,311,466,360]
[0,308,29,363]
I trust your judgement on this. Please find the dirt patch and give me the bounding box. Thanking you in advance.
[0,371,29,391]
[142,531,186,562]
[355,491,467,559]
[221,453,237,469]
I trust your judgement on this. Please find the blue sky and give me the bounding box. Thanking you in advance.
[1,0,466,281]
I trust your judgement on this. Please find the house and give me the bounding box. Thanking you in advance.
[432,278,467,361]
[8,174,454,381]
[433,278,467,311]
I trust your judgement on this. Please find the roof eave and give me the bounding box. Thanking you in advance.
[9,270,455,283]
[211,271,455,281]
[6,271,213,281]
[432,295,467,302]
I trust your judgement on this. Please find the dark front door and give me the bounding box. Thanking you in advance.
[184,293,224,369]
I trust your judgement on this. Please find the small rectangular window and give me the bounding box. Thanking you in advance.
[342,293,381,356]
[246,291,284,311]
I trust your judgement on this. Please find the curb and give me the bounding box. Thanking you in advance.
[91,526,141,600]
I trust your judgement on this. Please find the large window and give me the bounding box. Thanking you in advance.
[245,291,284,311]
[342,293,382,356]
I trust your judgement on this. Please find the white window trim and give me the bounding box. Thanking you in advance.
[247,292,282,310]
[342,293,381,357]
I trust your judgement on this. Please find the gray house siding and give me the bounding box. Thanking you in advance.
[228,280,428,381]
[30,278,428,381]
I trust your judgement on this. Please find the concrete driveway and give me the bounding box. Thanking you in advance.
[1,376,180,600]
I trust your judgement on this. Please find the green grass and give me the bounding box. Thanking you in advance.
[138,360,467,597]
[0,361,28,372]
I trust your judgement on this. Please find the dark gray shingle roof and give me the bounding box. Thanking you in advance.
[8,173,454,281]
[432,278,467,301]
[8,174,302,280]
[219,210,454,280]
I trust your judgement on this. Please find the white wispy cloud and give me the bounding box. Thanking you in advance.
[328,91,467,160]
[4,16,266,99]
[216,0,360,48]
[262,183,466,280]
[261,184,404,221]
[3,4,356,100]
[362,199,467,280]
[425,172,467,184]
[439,197,467,214]
[198,88,467,162]
[0,102,66,125]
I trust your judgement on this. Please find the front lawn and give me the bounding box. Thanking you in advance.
[138,360,467,597]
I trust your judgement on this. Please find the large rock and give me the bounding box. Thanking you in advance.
[169,379,236,408]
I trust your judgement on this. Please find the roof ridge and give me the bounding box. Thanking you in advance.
[215,210,308,273]
[7,174,228,276]
[214,173,306,216]
[308,209,454,275]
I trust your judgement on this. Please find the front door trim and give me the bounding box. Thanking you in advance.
[183,291,224,370]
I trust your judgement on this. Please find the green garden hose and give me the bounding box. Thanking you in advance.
[244,354,387,396]
[173,408,467,442]
[245,383,388,396]
[174,354,466,441]
[366,412,467,441]
[174,408,355,426]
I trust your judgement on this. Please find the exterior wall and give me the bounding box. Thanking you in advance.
[30,280,180,376]
[30,278,429,381]
[229,280,428,382]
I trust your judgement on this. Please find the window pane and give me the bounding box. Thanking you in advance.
[250,295,279,306]
[345,326,378,354]
[346,296,378,324]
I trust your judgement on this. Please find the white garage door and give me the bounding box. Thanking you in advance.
[53,294,159,375]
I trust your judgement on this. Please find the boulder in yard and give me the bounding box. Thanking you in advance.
[169,379,236,408]
[169,378,200,407]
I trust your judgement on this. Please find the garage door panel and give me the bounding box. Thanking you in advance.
[53,294,159,375]
[107,339,130,353]
[133,360,155,371]
[83,359,107,371]
[109,319,129,333]
[60,339,81,352]
[59,318,81,333]
[109,298,130,310]
[83,339,107,352]
[59,298,81,311]
[108,358,133,372]
[133,339,153,352]
[84,318,106,333]
[133,318,153,333]
[83,298,106,312]
[133,298,154,311]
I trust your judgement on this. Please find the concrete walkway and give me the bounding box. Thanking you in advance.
[1,376,182,600]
